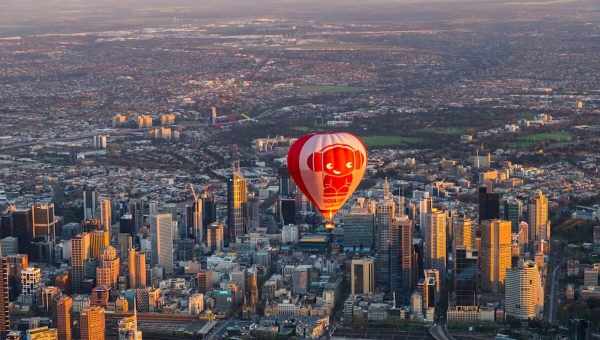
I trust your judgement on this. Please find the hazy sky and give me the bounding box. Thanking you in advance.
[0,0,593,36]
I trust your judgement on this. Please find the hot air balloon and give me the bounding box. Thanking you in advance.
[287,132,368,228]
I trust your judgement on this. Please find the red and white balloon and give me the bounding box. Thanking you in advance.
[287,132,368,223]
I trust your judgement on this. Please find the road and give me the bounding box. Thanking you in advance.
[429,324,456,340]
[206,319,233,340]
[0,129,142,152]
[547,260,561,324]
[333,326,432,339]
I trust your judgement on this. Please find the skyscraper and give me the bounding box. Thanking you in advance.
[119,214,135,236]
[227,163,248,244]
[96,246,120,288]
[128,249,146,289]
[453,216,474,251]
[11,208,33,254]
[454,246,478,306]
[187,199,202,243]
[83,190,98,220]
[245,267,259,308]
[388,216,413,299]
[80,306,105,340]
[56,295,73,340]
[505,260,544,320]
[481,219,512,293]
[32,203,57,257]
[0,257,9,335]
[20,267,41,304]
[71,233,90,293]
[351,257,375,295]
[118,314,142,340]
[424,269,440,304]
[503,198,523,233]
[479,186,500,222]
[278,165,295,197]
[201,190,217,232]
[206,222,224,253]
[26,327,58,339]
[424,208,447,276]
[375,183,396,289]
[529,191,550,243]
[100,199,111,245]
[343,205,375,251]
[278,197,296,226]
[90,230,108,260]
[150,213,174,274]
[416,192,432,230]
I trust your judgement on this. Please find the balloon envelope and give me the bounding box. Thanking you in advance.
[287,132,368,221]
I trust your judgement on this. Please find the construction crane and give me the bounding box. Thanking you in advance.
[187,183,198,202]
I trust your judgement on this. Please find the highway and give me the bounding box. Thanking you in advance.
[0,129,142,152]
[206,319,233,340]
[429,324,456,340]
[547,260,561,324]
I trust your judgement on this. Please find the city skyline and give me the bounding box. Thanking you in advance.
[1,0,600,339]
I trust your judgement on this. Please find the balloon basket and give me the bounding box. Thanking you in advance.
[324,221,336,231]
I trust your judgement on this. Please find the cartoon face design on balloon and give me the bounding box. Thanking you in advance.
[287,132,368,223]
[307,144,365,198]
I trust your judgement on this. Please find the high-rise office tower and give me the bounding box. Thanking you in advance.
[503,198,523,233]
[246,194,260,232]
[453,216,474,251]
[119,215,135,236]
[206,222,224,253]
[128,249,146,289]
[375,183,396,288]
[417,193,432,229]
[83,190,98,220]
[454,246,478,306]
[20,267,41,304]
[90,230,108,260]
[26,327,58,339]
[479,186,500,222]
[278,197,296,226]
[0,257,9,334]
[424,269,440,304]
[96,246,120,288]
[245,267,259,308]
[79,306,105,340]
[343,205,375,251]
[32,203,57,251]
[93,134,108,149]
[420,275,437,311]
[91,286,110,308]
[71,233,90,293]
[11,208,33,254]
[56,295,72,340]
[100,199,111,245]
[505,260,544,320]
[227,163,248,244]
[529,191,550,243]
[481,219,512,293]
[351,257,375,295]
[118,234,133,259]
[196,270,213,294]
[424,208,447,276]
[188,293,204,315]
[201,190,217,232]
[40,286,60,315]
[278,165,296,197]
[388,216,413,298]
[186,199,202,243]
[150,213,174,274]
[118,314,142,340]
